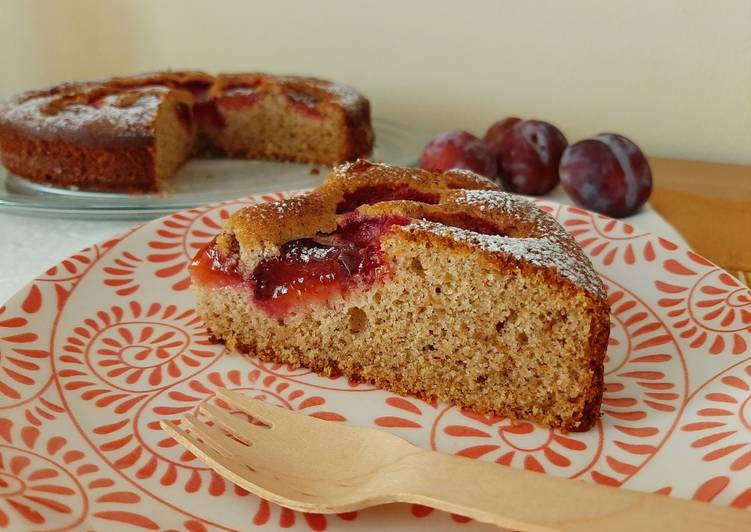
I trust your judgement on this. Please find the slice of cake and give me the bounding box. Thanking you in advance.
[0,71,373,192]
[190,160,610,431]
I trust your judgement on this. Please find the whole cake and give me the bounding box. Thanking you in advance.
[0,71,373,192]
[190,161,610,431]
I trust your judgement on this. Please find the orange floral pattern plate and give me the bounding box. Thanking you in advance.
[1,192,750,531]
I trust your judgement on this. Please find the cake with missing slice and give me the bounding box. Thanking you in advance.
[0,71,373,192]
[190,160,610,431]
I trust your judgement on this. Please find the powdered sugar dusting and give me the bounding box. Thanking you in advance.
[332,161,497,189]
[271,76,363,109]
[441,168,497,187]
[273,194,308,215]
[295,244,335,263]
[454,189,539,216]
[332,160,456,184]
[318,82,362,108]
[311,80,362,108]
[333,160,398,178]
[402,219,605,297]
[1,88,165,138]
[0,73,368,141]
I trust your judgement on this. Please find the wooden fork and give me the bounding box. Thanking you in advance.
[161,388,750,531]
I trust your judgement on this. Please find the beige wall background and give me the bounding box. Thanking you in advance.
[1,0,749,164]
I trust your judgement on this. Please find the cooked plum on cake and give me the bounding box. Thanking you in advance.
[0,71,373,192]
[190,160,610,431]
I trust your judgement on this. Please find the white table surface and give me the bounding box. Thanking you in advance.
[0,188,686,304]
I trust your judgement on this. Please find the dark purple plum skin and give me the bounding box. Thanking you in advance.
[559,133,652,218]
[484,117,522,158]
[496,120,568,195]
[418,130,497,179]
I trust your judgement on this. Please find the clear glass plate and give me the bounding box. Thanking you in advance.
[0,119,428,220]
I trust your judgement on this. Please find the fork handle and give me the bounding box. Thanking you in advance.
[400,450,750,531]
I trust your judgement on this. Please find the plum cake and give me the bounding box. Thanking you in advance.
[0,71,373,192]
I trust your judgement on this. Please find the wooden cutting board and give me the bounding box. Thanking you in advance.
[648,157,751,286]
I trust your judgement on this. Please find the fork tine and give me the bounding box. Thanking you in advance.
[160,419,250,476]
[200,403,273,445]
[179,414,251,457]
[164,418,344,516]
[214,388,306,427]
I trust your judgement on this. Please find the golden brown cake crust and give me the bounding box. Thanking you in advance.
[219,160,500,254]
[325,159,499,197]
[197,162,609,431]
[0,71,374,192]
[0,127,159,192]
